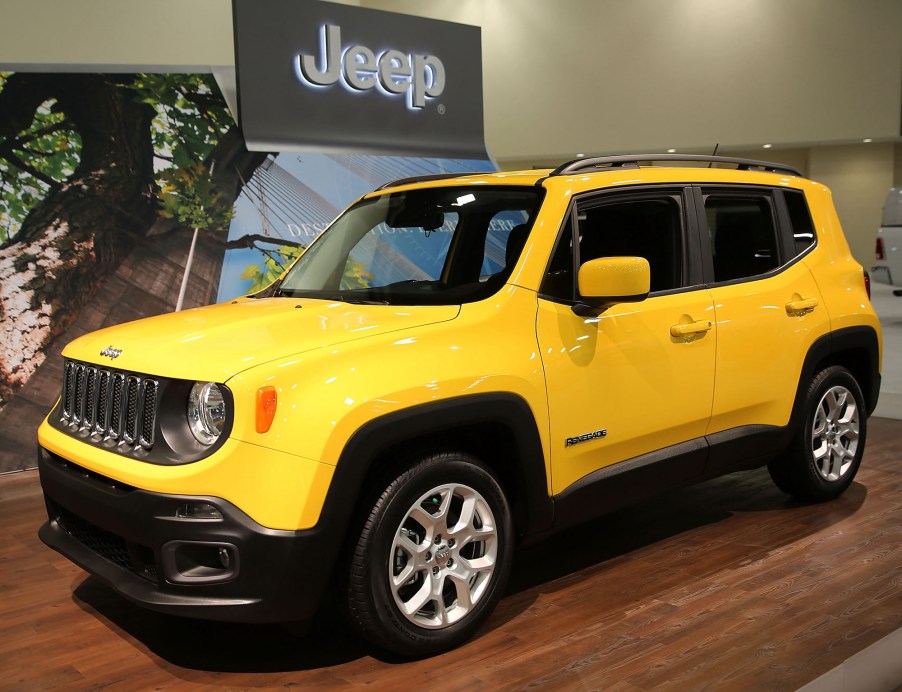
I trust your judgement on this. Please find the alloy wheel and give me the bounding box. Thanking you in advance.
[811,384,859,482]
[389,482,498,629]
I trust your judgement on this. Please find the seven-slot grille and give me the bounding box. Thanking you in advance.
[61,360,159,450]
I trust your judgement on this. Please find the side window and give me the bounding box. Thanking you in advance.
[578,196,683,293]
[540,194,684,299]
[706,194,780,283]
[784,189,817,254]
[481,210,530,278]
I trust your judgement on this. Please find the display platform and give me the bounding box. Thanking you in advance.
[2,418,900,689]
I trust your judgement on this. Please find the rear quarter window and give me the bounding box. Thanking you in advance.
[784,189,817,255]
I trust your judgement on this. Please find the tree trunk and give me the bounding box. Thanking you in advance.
[208,126,270,219]
[0,74,157,409]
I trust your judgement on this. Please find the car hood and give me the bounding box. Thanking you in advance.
[62,298,460,382]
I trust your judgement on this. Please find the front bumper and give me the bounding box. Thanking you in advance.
[37,446,335,624]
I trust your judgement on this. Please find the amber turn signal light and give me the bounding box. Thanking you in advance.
[255,386,277,433]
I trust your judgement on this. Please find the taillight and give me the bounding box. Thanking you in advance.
[864,271,871,299]
[876,237,885,260]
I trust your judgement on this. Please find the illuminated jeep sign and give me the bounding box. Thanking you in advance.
[233,0,486,158]
[295,25,446,110]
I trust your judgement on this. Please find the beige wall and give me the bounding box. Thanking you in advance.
[361,0,902,162]
[1,0,900,264]
[0,0,236,70]
[0,0,359,70]
[808,144,896,266]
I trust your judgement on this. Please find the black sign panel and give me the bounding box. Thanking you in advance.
[233,0,487,158]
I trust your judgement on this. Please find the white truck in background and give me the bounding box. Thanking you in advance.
[872,187,902,296]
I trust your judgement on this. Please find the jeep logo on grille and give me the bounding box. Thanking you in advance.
[99,346,123,360]
[295,24,446,110]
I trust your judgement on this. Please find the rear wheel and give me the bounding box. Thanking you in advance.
[344,452,513,657]
[769,366,866,501]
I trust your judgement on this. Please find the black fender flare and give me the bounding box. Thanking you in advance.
[791,325,881,421]
[312,392,553,574]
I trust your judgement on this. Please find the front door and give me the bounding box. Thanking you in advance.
[536,189,716,496]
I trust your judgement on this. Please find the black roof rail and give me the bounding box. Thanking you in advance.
[550,154,802,178]
[376,172,468,191]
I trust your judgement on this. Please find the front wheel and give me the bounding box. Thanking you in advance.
[768,366,867,501]
[344,452,513,657]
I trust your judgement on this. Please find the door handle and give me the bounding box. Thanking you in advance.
[785,297,818,316]
[670,320,713,337]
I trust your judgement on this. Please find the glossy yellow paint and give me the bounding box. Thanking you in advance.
[224,285,550,475]
[578,256,651,301]
[537,291,716,495]
[801,183,883,351]
[60,298,460,384]
[706,260,829,434]
[38,421,334,530]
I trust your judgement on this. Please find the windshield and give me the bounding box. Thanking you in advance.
[273,186,544,305]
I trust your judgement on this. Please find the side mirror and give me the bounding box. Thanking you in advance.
[574,256,650,315]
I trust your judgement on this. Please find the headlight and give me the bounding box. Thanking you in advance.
[187,382,227,445]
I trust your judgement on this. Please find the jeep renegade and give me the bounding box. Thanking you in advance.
[37,155,882,656]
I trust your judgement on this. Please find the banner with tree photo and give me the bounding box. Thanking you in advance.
[0,72,266,473]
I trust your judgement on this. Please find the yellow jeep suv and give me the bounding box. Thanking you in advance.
[37,155,882,656]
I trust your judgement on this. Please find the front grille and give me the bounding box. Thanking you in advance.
[56,506,157,582]
[60,360,160,450]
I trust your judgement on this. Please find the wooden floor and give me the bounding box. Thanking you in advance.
[2,418,900,690]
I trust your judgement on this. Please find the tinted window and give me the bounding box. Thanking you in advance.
[784,189,817,254]
[706,195,780,282]
[542,194,684,299]
[578,198,683,293]
[481,210,531,278]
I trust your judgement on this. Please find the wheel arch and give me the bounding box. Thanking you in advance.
[793,326,881,424]
[316,393,552,570]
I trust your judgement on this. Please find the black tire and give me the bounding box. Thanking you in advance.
[768,366,866,502]
[344,452,513,657]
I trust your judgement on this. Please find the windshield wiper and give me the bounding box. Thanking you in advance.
[251,278,284,298]
[256,288,390,304]
[339,297,390,305]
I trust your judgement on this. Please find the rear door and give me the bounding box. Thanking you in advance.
[698,186,829,437]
